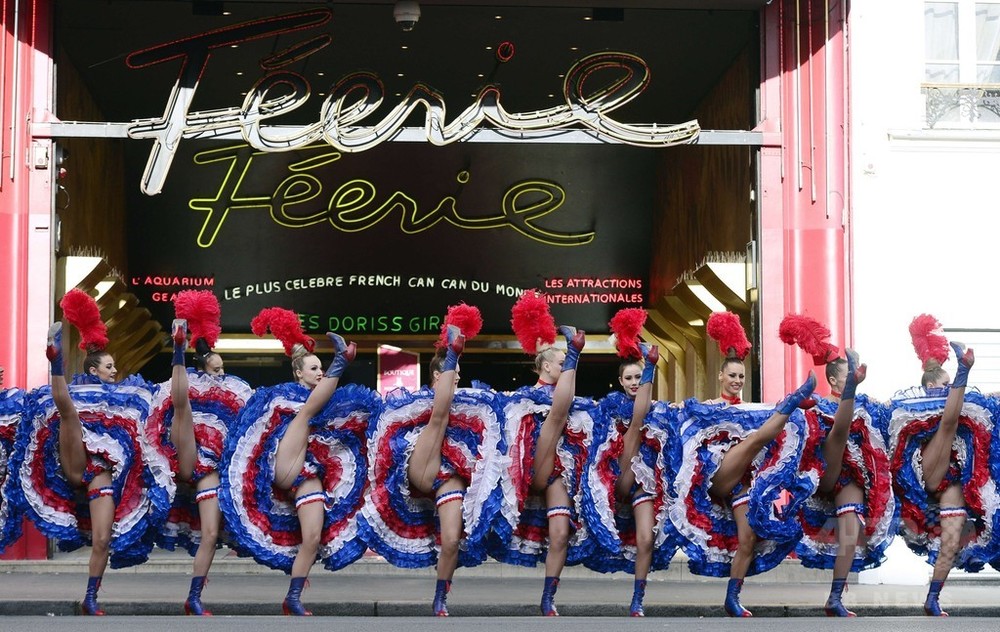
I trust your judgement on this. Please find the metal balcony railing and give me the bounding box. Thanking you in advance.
[922,83,1000,128]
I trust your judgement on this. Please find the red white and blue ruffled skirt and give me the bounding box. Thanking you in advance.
[582,392,678,574]
[145,369,253,555]
[666,399,815,577]
[0,387,27,551]
[488,385,596,567]
[795,395,897,571]
[359,386,507,569]
[889,387,999,572]
[219,382,381,572]
[9,375,170,568]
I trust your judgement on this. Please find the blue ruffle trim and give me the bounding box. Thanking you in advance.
[0,388,27,552]
[890,390,998,571]
[9,380,168,568]
[219,382,381,573]
[667,399,809,577]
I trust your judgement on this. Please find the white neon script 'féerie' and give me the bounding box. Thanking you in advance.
[125,9,700,196]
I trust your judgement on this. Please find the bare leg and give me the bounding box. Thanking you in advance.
[730,503,756,579]
[409,328,463,495]
[543,480,571,579]
[540,480,572,616]
[184,472,220,615]
[616,348,654,498]
[435,477,465,583]
[723,502,756,617]
[280,477,324,616]
[87,471,114,579]
[923,343,973,492]
[431,476,466,617]
[632,497,655,581]
[823,481,863,616]
[81,470,114,616]
[408,379,456,494]
[832,483,864,579]
[169,320,197,484]
[191,472,221,577]
[711,372,816,501]
[821,351,865,493]
[628,496,655,617]
[274,333,355,490]
[290,478,324,578]
[47,323,87,488]
[533,327,585,494]
[54,375,87,488]
[921,389,965,492]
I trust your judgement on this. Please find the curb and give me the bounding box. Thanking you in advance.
[3,601,1000,617]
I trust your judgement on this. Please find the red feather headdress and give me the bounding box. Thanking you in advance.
[609,308,647,360]
[778,313,839,366]
[436,303,483,349]
[174,290,221,350]
[60,289,108,352]
[250,307,314,357]
[909,313,949,370]
[510,290,556,356]
[707,311,751,360]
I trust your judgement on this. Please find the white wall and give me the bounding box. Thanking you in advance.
[851,0,1000,400]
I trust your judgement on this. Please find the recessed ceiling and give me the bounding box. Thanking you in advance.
[56,1,759,127]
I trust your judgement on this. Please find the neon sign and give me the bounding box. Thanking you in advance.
[125,9,700,196]
[187,144,593,248]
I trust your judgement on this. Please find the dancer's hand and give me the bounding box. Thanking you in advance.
[841,348,866,400]
[950,341,974,388]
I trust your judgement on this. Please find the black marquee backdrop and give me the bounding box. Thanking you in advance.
[126,140,656,336]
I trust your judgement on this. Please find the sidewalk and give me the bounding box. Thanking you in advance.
[0,548,998,617]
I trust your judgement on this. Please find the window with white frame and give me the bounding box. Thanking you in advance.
[923,1,1000,127]
[944,328,1000,394]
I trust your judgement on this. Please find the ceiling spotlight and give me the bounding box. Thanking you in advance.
[393,1,420,32]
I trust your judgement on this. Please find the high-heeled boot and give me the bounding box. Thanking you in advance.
[776,371,818,415]
[639,344,658,385]
[184,576,212,616]
[558,325,586,372]
[325,332,356,378]
[629,578,647,617]
[724,578,752,617]
[432,579,451,616]
[441,325,465,373]
[81,576,105,616]
[950,342,974,388]
[282,577,312,616]
[924,579,948,617]
[824,577,856,617]
[172,319,187,366]
[540,576,560,616]
[46,322,64,376]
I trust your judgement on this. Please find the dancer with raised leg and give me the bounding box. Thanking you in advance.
[14,289,168,615]
[219,307,365,616]
[532,324,586,616]
[585,308,675,616]
[779,314,894,617]
[889,315,994,617]
[412,323,466,616]
[667,311,816,618]
[361,304,502,617]
[496,290,593,617]
[145,291,253,615]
